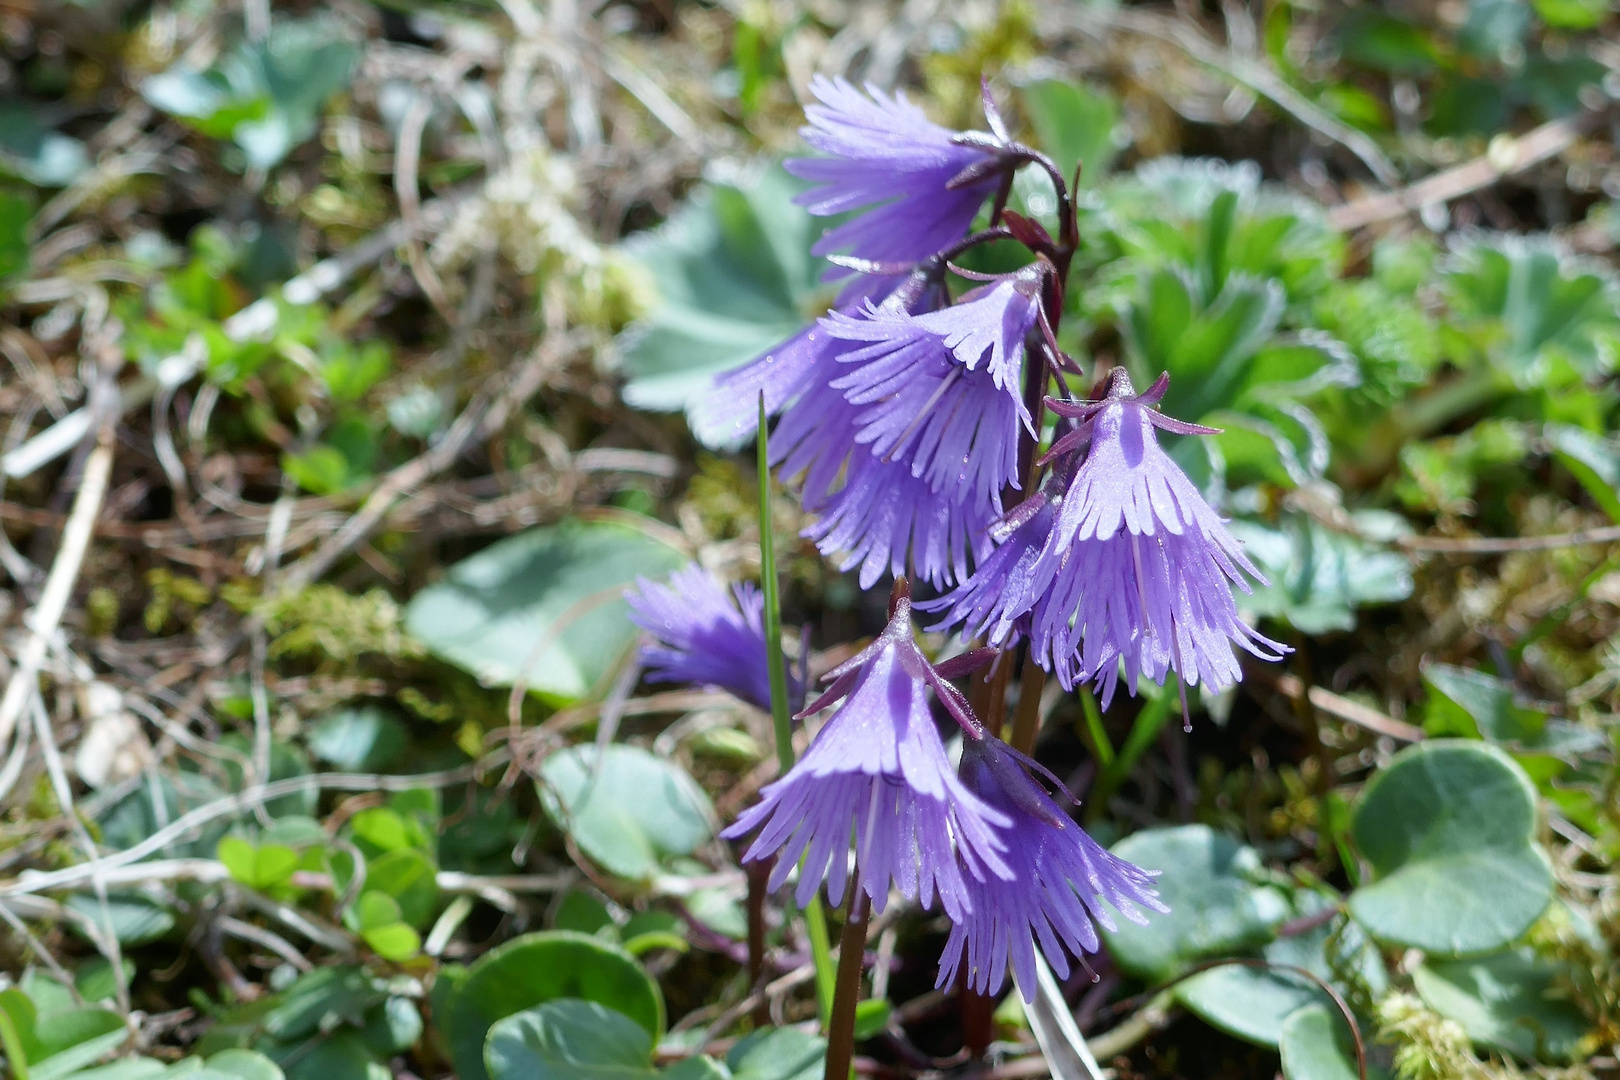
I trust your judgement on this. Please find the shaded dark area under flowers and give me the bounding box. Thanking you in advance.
[3,2,1620,1079]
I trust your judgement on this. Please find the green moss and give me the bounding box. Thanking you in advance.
[259,584,424,663]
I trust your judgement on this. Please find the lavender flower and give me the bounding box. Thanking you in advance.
[799,277,1039,587]
[721,591,1010,919]
[937,738,1166,1000]
[787,75,1003,272]
[1026,369,1288,705]
[626,564,798,713]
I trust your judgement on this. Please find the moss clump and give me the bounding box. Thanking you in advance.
[259,584,424,663]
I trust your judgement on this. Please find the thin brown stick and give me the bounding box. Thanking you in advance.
[1330,108,1604,230]
[1008,654,1048,755]
[1397,522,1620,554]
[824,886,871,1080]
[1258,670,1426,743]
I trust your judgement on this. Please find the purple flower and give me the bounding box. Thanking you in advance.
[922,490,1056,652]
[798,277,1039,588]
[787,75,1003,271]
[721,592,1011,919]
[626,564,798,713]
[1026,369,1288,704]
[937,738,1166,1000]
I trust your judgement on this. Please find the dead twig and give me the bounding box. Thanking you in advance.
[1330,107,1607,230]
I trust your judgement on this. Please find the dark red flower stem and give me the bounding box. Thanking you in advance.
[823,879,872,1080]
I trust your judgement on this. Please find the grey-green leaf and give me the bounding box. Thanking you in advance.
[537,745,713,882]
[1100,825,1289,983]
[1412,950,1590,1063]
[1348,740,1552,955]
[405,519,686,702]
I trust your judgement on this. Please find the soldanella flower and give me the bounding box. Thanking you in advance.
[722,589,1011,919]
[937,738,1166,1000]
[787,75,1004,273]
[1027,368,1288,706]
[804,275,1040,587]
[626,564,799,713]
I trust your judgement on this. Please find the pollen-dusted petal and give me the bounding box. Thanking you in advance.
[626,564,799,713]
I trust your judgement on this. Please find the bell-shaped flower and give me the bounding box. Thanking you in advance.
[937,737,1166,1000]
[721,591,1011,920]
[626,564,800,713]
[787,75,1004,271]
[803,276,1040,587]
[1027,369,1288,705]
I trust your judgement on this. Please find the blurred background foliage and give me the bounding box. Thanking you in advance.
[1,0,1619,1077]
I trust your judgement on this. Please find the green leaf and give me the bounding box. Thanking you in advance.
[850,999,892,1041]
[1229,513,1413,634]
[1412,949,1590,1062]
[359,998,421,1058]
[259,967,389,1043]
[271,1031,388,1080]
[1176,964,1323,1048]
[725,1029,825,1080]
[443,931,663,1080]
[140,18,359,170]
[554,890,617,936]
[204,1050,284,1080]
[363,849,439,928]
[1421,664,1548,743]
[0,103,89,186]
[1545,424,1620,523]
[1444,234,1620,386]
[537,745,713,883]
[62,895,174,945]
[1099,825,1290,983]
[56,1059,169,1080]
[217,838,300,891]
[484,1000,651,1080]
[405,518,686,703]
[1531,0,1609,28]
[306,708,409,772]
[1348,740,1552,956]
[1176,892,1384,1048]
[1021,80,1121,185]
[1279,1004,1388,1080]
[360,922,421,963]
[617,165,829,432]
[0,190,29,285]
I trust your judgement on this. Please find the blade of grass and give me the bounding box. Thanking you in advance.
[1077,687,1114,767]
[1083,677,1176,825]
[758,392,836,1025]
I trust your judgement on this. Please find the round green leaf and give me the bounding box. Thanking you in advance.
[484,1000,651,1080]
[1175,964,1324,1047]
[1349,740,1552,955]
[364,849,438,928]
[307,708,408,772]
[726,1028,825,1080]
[1412,950,1590,1063]
[1280,1004,1389,1080]
[405,520,686,703]
[205,1050,285,1080]
[443,931,664,1080]
[537,745,713,883]
[1099,825,1289,982]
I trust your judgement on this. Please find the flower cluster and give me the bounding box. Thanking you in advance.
[634,578,1163,997]
[630,74,1293,1002]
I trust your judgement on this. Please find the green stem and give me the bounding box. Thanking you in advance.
[757,393,836,1027]
[759,394,794,772]
[0,1006,30,1080]
[1078,687,1115,767]
[1084,678,1176,825]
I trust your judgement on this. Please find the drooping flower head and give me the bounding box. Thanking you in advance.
[1025,368,1289,707]
[626,564,800,713]
[721,586,1011,919]
[937,738,1166,1001]
[787,76,1006,274]
[804,275,1041,587]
